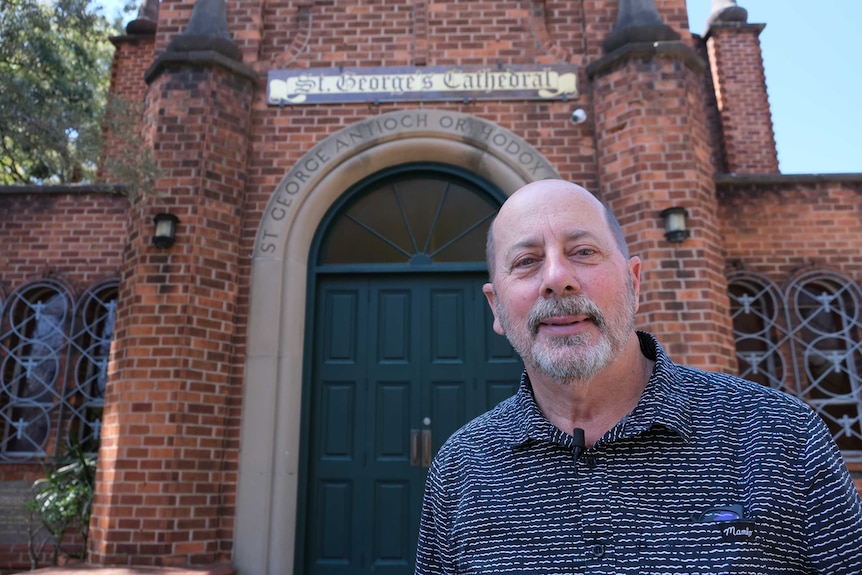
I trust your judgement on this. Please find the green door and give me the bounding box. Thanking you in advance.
[300,272,522,575]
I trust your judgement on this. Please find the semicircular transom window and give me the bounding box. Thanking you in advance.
[319,170,500,266]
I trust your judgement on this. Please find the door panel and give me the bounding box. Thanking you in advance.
[303,274,522,575]
[480,301,522,412]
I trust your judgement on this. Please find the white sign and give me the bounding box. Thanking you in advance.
[268,65,579,105]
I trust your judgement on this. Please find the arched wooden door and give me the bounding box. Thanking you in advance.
[297,165,523,575]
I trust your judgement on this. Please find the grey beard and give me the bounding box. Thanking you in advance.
[498,290,633,384]
[529,331,614,383]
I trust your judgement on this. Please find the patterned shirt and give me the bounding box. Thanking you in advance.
[415,332,862,574]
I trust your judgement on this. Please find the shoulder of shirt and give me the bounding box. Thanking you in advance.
[432,393,523,464]
[641,330,813,418]
[654,356,825,454]
[672,361,812,415]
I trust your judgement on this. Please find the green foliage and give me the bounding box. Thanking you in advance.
[0,0,118,184]
[27,441,97,566]
[102,94,163,201]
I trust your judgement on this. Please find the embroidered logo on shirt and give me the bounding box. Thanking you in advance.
[697,504,755,542]
[719,520,756,542]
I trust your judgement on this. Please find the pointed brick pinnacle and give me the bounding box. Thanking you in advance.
[602,0,680,53]
[166,0,242,61]
[708,0,749,27]
[125,0,159,35]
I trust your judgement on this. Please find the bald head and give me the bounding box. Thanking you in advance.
[485,180,629,279]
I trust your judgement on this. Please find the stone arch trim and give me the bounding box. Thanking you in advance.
[253,109,558,260]
[234,109,557,575]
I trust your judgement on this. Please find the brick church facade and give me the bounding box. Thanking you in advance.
[1,0,861,573]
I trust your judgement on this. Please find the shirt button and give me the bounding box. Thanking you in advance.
[590,543,605,558]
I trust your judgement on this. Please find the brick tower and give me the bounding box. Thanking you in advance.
[588,0,737,371]
[88,0,256,565]
[98,0,157,184]
[704,0,779,173]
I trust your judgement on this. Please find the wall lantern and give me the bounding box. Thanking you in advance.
[152,213,179,249]
[659,207,690,244]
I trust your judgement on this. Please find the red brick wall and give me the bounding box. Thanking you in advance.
[0,189,128,288]
[717,177,862,280]
[108,36,154,107]
[693,36,728,173]
[100,36,156,183]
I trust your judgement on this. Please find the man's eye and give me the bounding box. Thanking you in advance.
[513,257,537,268]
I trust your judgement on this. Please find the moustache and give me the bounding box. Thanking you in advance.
[527,295,605,335]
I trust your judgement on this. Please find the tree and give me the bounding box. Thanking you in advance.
[0,0,118,184]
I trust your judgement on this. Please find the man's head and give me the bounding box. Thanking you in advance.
[486,184,629,280]
[482,179,641,384]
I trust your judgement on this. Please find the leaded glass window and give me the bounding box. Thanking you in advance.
[0,279,118,462]
[69,280,116,453]
[729,275,785,390]
[319,169,499,268]
[728,269,862,459]
[0,281,71,458]
[786,271,862,453]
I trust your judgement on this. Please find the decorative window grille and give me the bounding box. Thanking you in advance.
[728,270,862,461]
[0,279,118,462]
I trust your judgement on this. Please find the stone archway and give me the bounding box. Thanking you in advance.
[234,109,558,575]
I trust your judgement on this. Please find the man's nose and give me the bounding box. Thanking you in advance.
[540,253,579,296]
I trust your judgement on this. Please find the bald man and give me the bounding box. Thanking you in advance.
[415,179,862,575]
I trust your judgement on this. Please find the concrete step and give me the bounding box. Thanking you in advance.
[12,564,235,575]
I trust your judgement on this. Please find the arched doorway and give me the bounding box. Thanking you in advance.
[297,165,522,575]
[235,110,559,575]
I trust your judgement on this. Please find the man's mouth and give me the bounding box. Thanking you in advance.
[542,315,589,325]
[527,295,605,335]
[533,314,593,334]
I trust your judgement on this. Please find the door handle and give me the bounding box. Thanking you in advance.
[421,429,432,468]
[410,429,433,468]
[410,429,421,466]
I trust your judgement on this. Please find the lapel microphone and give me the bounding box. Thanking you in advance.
[572,427,586,460]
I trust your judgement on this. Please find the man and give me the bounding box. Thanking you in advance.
[414,179,862,574]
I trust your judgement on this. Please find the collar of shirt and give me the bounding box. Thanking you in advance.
[506,331,695,451]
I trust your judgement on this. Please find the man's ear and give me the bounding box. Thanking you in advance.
[628,256,642,313]
[482,282,505,336]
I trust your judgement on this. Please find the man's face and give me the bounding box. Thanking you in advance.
[483,182,641,383]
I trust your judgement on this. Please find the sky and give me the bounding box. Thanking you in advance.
[686,1,862,174]
[98,0,861,175]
